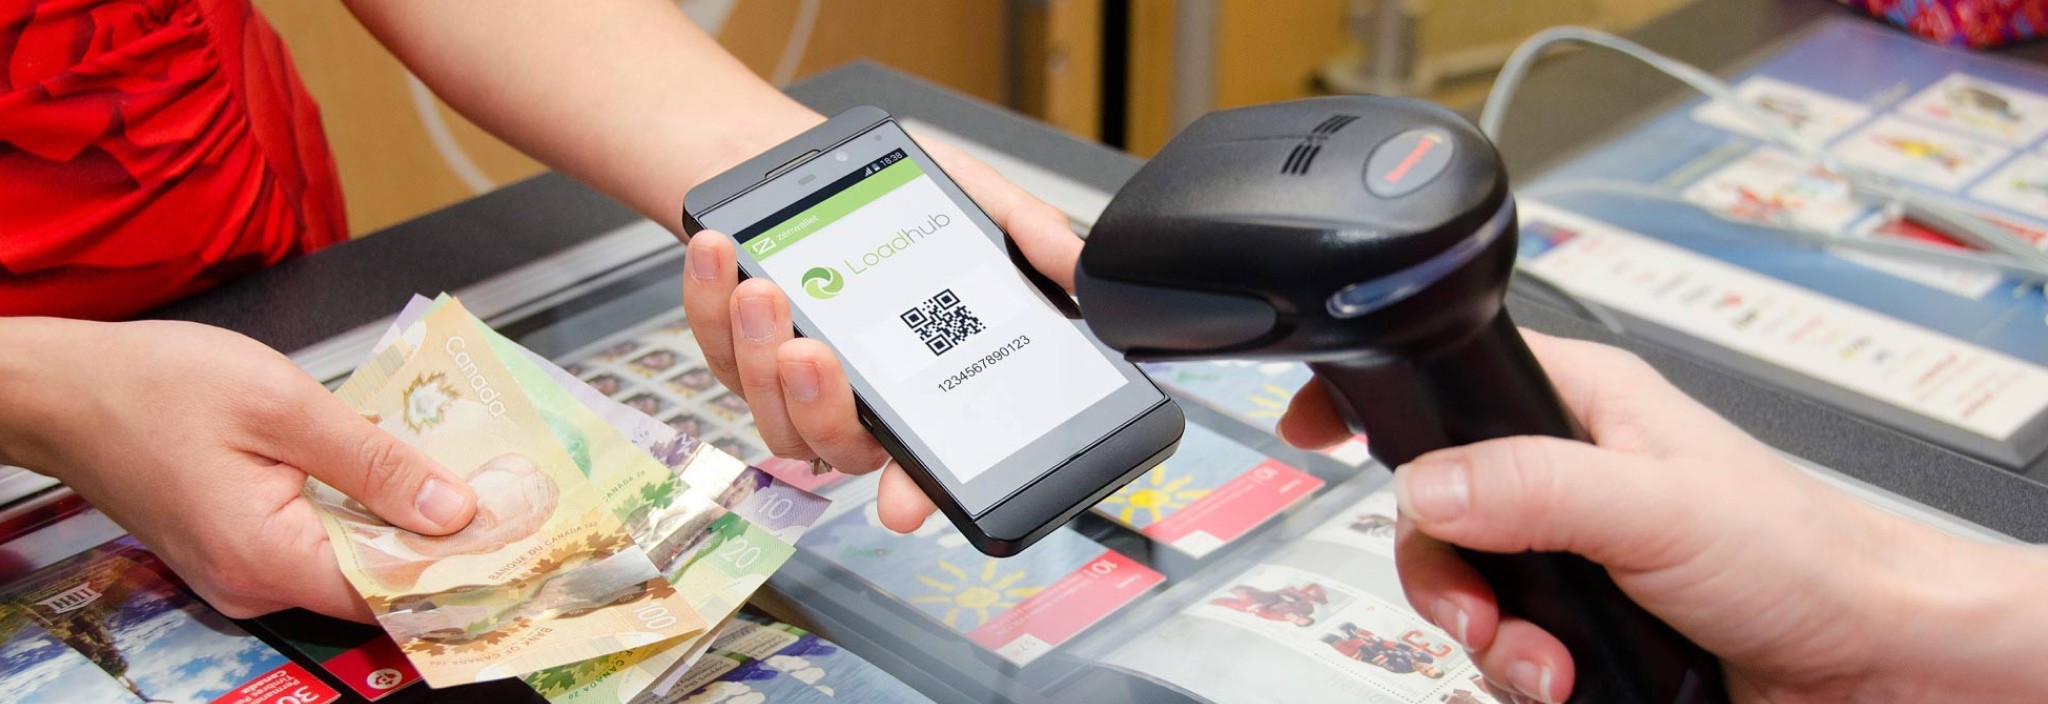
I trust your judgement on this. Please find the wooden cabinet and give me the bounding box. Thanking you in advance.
[1118,0,1694,156]
[260,0,1695,234]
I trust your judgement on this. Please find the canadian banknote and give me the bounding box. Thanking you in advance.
[308,301,707,686]
[525,511,798,703]
[370,296,830,703]
[376,297,828,544]
[505,342,821,702]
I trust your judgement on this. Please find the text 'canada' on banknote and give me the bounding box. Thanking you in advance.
[307,300,707,687]
[364,295,831,702]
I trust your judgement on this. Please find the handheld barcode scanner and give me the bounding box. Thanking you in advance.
[1074,96,1727,703]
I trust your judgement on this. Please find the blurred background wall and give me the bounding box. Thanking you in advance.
[256,0,1691,237]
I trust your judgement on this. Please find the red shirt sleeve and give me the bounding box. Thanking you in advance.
[0,0,346,320]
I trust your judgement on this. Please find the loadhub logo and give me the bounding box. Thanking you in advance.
[844,213,953,276]
[802,266,844,299]
[799,213,953,300]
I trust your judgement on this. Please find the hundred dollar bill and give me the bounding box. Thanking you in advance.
[519,460,825,702]
[525,512,797,703]
[309,301,707,687]
[520,444,827,703]
[370,297,831,702]
[513,379,827,697]
[512,399,822,701]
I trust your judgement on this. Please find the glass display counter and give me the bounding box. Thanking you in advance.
[9,2,2048,701]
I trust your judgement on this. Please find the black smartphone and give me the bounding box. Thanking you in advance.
[683,107,1184,556]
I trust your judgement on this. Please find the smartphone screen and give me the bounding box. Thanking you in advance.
[692,120,1164,515]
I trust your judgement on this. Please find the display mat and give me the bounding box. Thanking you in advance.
[509,257,2018,702]
[1099,484,1495,704]
[494,97,2040,697]
[662,612,932,702]
[0,535,342,704]
[500,261,1408,702]
[1522,18,2048,468]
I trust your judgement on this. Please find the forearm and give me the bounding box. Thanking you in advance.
[342,0,823,231]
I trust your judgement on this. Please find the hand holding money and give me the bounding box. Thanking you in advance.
[309,297,829,701]
[309,301,711,686]
[0,317,480,622]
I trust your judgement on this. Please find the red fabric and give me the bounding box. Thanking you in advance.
[1839,0,2048,49]
[0,0,344,320]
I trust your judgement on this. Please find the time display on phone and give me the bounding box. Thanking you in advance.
[857,149,907,177]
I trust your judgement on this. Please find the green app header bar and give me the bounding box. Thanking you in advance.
[747,158,926,261]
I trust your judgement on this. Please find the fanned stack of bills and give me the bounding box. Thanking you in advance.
[305,295,829,703]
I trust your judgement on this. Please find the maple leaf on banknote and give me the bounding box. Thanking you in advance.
[454,624,526,654]
[402,621,519,656]
[526,660,602,697]
[641,476,682,509]
[521,531,631,582]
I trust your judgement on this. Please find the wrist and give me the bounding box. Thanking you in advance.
[1862,517,2048,701]
[685,101,825,199]
[656,99,822,233]
[0,317,74,471]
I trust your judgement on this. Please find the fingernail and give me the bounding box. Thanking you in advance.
[414,478,467,530]
[1508,661,1557,704]
[1431,600,1470,649]
[690,242,720,280]
[738,297,775,341]
[1394,458,1470,523]
[781,361,820,402]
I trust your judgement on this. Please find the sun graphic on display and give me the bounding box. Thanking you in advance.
[910,558,1041,629]
[1099,467,1212,526]
[1246,381,1292,420]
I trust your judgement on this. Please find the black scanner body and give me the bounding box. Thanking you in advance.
[1077,98,1511,368]
[1076,96,1728,703]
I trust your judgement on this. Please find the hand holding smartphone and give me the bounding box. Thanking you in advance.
[683,107,1183,555]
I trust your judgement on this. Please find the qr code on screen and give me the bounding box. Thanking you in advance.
[901,289,984,355]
